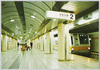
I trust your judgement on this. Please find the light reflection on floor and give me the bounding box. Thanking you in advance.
[1,47,99,69]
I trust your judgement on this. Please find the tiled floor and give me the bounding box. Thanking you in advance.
[1,47,99,69]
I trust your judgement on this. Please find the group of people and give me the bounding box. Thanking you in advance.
[17,42,33,50]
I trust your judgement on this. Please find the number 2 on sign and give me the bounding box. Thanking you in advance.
[70,14,73,19]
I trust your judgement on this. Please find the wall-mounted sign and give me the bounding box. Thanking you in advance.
[45,11,75,20]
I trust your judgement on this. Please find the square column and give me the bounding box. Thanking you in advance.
[7,37,11,50]
[46,32,50,53]
[43,34,46,51]
[33,40,35,48]
[12,38,14,48]
[36,39,38,48]
[40,35,44,50]
[50,31,53,53]
[65,23,74,60]
[58,23,65,60]
[1,35,7,51]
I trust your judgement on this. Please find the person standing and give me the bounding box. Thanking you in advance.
[17,42,19,50]
[30,42,33,49]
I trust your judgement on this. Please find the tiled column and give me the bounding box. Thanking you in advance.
[1,35,7,51]
[58,23,65,60]
[40,35,43,50]
[10,38,12,49]
[7,37,11,50]
[35,39,36,48]
[14,39,16,48]
[38,37,41,49]
[13,39,15,48]
[36,38,38,48]
[33,40,35,48]
[12,38,14,48]
[65,23,74,60]
[50,31,53,53]
[15,40,17,48]
[46,32,50,53]
[43,35,46,51]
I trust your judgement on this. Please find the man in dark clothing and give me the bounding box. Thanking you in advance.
[30,42,33,49]
[17,42,19,50]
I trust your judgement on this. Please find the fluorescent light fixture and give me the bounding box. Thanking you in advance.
[31,15,35,18]
[10,19,14,22]
[20,36,22,39]
[71,48,74,50]
[89,38,91,40]
[53,19,56,21]
[88,47,90,50]
[35,32,37,34]
[12,33,14,36]
[16,25,18,28]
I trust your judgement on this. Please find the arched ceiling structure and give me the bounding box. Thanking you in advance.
[1,1,98,41]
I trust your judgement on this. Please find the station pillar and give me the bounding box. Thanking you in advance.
[11,38,14,49]
[43,34,46,51]
[40,35,44,50]
[50,31,53,53]
[36,39,38,48]
[58,23,65,60]
[1,35,7,51]
[7,37,11,50]
[46,32,50,53]
[38,37,41,49]
[33,40,35,48]
[65,23,74,60]
[15,40,17,48]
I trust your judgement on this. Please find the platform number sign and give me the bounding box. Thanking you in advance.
[70,14,74,20]
[46,11,75,20]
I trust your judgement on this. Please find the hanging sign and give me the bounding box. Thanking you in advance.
[45,11,75,20]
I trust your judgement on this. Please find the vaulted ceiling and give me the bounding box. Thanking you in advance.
[1,1,98,41]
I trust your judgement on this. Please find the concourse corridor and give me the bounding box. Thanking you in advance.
[1,47,99,69]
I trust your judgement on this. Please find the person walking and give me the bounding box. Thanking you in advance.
[30,42,33,49]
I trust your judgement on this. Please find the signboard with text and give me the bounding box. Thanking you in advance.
[45,11,75,20]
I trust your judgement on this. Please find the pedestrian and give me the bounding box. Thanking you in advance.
[17,42,19,50]
[30,42,33,49]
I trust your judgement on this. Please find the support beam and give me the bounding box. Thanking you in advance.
[76,3,99,20]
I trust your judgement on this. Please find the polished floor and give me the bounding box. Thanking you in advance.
[1,47,99,69]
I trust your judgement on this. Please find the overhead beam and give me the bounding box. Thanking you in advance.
[15,1,26,35]
[76,2,99,20]
[69,21,99,33]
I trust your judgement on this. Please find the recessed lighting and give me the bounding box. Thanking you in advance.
[53,19,56,21]
[31,15,35,18]
[35,32,37,34]
[16,25,18,28]
[10,19,14,22]
[12,33,14,36]
[20,36,22,39]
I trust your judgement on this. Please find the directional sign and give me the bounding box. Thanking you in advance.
[45,11,75,20]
